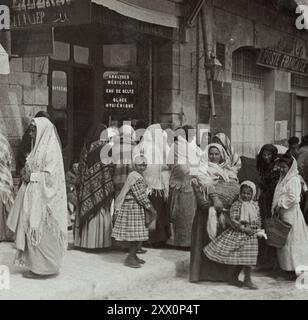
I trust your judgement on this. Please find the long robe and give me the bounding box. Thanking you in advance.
[7,118,67,275]
[190,188,235,282]
[272,160,308,271]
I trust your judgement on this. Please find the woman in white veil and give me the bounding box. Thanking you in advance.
[7,118,67,279]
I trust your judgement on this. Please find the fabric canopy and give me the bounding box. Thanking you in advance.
[92,0,180,28]
[0,44,9,75]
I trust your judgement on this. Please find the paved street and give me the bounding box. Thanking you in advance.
[114,272,308,300]
[1,242,308,300]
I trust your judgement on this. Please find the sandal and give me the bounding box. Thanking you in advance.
[136,257,146,264]
[23,271,59,280]
[136,248,147,254]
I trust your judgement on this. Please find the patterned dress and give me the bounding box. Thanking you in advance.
[112,178,153,242]
[204,200,261,266]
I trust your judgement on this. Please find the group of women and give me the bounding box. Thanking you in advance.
[1,115,308,282]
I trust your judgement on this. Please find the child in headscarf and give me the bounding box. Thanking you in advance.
[204,181,266,290]
[112,153,157,268]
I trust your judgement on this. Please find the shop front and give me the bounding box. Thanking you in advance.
[49,4,180,167]
[5,0,182,169]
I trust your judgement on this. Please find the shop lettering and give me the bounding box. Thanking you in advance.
[258,48,308,74]
[104,71,136,110]
[12,10,45,27]
[296,5,308,30]
[0,5,10,30]
[12,0,71,11]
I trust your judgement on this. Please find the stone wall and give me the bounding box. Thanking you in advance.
[0,56,49,173]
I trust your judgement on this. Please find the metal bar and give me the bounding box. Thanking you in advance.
[200,5,216,117]
[187,0,207,27]
[195,15,200,140]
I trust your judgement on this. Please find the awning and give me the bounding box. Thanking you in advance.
[0,44,9,75]
[92,0,180,28]
[294,0,308,5]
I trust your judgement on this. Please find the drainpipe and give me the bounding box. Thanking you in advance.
[200,5,216,117]
[195,15,200,141]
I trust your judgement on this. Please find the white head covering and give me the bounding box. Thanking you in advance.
[198,143,238,186]
[239,180,258,224]
[8,118,67,248]
[272,156,299,213]
[134,124,170,191]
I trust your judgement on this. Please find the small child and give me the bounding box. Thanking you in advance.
[65,162,79,230]
[204,181,266,289]
[112,153,156,268]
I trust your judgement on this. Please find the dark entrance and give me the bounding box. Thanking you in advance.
[48,61,94,170]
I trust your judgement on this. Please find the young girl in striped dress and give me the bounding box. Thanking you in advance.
[204,181,266,289]
[112,153,157,268]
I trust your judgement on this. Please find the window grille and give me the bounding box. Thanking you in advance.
[216,42,225,69]
[291,74,308,89]
[232,48,264,86]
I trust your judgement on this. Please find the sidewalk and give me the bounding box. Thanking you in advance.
[0,243,190,300]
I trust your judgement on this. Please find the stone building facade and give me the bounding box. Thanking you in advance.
[1,0,308,171]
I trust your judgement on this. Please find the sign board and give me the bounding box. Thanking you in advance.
[257,48,308,75]
[103,71,137,110]
[4,0,91,30]
[11,27,53,56]
[275,120,288,142]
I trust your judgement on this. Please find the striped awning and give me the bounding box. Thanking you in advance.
[0,43,9,75]
[91,0,180,28]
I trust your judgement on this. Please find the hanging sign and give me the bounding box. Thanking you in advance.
[257,48,308,74]
[11,27,54,56]
[103,71,137,110]
[4,0,91,30]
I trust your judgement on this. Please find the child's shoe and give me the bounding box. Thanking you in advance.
[228,279,244,288]
[244,266,258,289]
[124,256,141,268]
[243,279,258,290]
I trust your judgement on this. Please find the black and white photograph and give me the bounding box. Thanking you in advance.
[1,0,308,303]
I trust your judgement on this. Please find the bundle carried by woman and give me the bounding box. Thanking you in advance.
[198,143,240,209]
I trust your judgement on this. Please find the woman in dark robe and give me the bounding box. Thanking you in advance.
[256,144,280,270]
[189,179,236,282]
[74,124,115,249]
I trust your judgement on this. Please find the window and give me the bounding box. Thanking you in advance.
[291,74,308,89]
[51,71,68,110]
[52,41,70,61]
[103,44,137,67]
[232,47,264,86]
[295,98,303,139]
[216,42,225,69]
[74,45,90,64]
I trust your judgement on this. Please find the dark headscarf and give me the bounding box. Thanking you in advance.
[77,123,115,231]
[256,144,278,174]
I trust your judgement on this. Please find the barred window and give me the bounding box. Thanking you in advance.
[291,74,308,89]
[232,47,264,86]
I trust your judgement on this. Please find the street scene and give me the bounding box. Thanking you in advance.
[1,0,308,301]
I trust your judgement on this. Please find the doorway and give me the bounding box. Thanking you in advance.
[231,47,265,158]
[49,62,94,169]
